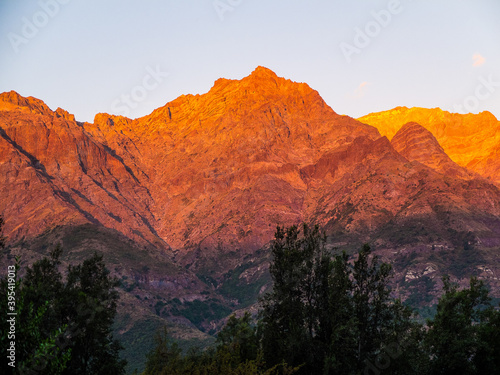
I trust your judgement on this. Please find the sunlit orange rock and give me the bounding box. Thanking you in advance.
[0,91,164,247]
[358,107,500,184]
[1,68,500,279]
[82,66,381,257]
[390,122,477,179]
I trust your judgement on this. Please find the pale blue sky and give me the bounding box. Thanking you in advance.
[1,0,499,122]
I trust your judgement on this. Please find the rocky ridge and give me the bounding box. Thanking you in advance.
[358,106,500,185]
[1,68,500,307]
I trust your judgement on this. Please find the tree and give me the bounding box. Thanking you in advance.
[0,257,72,375]
[142,327,183,375]
[60,252,126,374]
[350,244,415,373]
[0,240,126,375]
[142,325,299,375]
[216,312,259,365]
[260,224,416,374]
[260,224,327,373]
[425,276,500,375]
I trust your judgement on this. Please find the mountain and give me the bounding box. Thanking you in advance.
[390,121,476,178]
[0,90,163,246]
[2,68,500,371]
[83,66,381,266]
[358,106,500,185]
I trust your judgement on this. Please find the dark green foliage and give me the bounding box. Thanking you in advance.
[0,238,126,375]
[61,251,126,374]
[259,225,416,374]
[218,262,271,307]
[142,324,298,375]
[405,276,437,306]
[259,224,329,373]
[424,276,500,374]
[143,327,183,375]
[0,256,71,374]
[216,312,259,364]
[139,223,500,374]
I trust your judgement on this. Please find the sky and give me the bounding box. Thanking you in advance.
[0,0,499,123]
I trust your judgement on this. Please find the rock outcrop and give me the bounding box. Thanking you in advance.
[358,107,500,185]
[0,91,164,246]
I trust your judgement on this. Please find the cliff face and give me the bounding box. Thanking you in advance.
[358,106,500,185]
[0,91,163,247]
[390,122,478,179]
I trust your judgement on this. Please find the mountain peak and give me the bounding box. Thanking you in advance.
[0,90,53,116]
[249,66,279,79]
[392,121,445,156]
[391,121,470,176]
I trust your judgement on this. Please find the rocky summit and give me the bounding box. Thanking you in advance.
[1,67,500,369]
[358,106,500,185]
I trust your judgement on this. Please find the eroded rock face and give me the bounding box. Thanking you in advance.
[358,107,500,185]
[82,66,382,256]
[390,122,478,179]
[0,91,163,247]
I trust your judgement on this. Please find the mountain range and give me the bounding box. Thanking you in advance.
[1,66,500,371]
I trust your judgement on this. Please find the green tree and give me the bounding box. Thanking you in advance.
[142,325,298,375]
[260,224,417,374]
[60,252,126,374]
[216,312,259,365]
[142,327,183,375]
[0,240,125,375]
[260,224,326,373]
[0,258,71,375]
[425,276,500,375]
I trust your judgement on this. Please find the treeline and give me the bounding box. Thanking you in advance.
[1,221,499,374]
[142,224,500,375]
